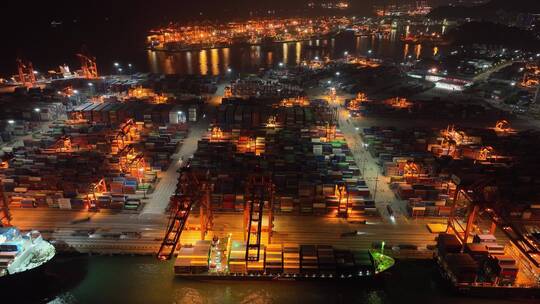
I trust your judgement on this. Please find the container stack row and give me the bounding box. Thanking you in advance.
[265,244,283,274]
[229,79,304,99]
[70,100,200,125]
[436,233,521,286]
[174,240,212,274]
[1,116,185,211]
[190,125,374,219]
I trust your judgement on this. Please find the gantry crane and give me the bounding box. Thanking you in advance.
[243,174,274,262]
[335,183,350,217]
[16,58,36,87]
[53,136,73,152]
[115,119,136,151]
[403,161,420,176]
[87,178,107,209]
[76,51,98,79]
[157,169,212,260]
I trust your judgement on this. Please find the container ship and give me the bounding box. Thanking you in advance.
[174,237,395,281]
[0,227,56,283]
[435,233,540,298]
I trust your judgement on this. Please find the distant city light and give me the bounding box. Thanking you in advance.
[33,70,39,74]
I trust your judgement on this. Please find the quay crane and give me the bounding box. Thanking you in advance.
[76,50,98,79]
[16,58,36,87]
[447,175,497,245]
[243,174,274,262]
[157,169,212,260]
[446,175,540,267]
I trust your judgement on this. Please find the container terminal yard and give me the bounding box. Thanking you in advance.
[2,4,540,301]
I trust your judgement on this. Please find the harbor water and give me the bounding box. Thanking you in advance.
[2,24,445,78]
[8,255,535,304]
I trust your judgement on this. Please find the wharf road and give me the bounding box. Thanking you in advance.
[11,207,445,257]
[139,118,210,218]
[336,106,405,219]
[473,60,517,82]
[140,82,224,217]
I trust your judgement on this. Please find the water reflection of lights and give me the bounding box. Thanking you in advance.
[211,48,219,75]
[146,29,445,75]
[199,50,208,75]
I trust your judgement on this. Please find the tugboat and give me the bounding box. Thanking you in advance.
[0,227,56,284]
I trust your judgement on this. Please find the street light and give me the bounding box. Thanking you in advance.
[34,108,40,113]
[73,90,79,94]
[7,120,15,125]
[335,71,340,76]
[314,56,319,60]
[227,68,232,73]
[327,80,332,84]
[114,62,120,67]
[88,83,93,87]
[344,51,348,56]
[118,68,123,73]
[128,63,132,68]
[138,167,146,199]
[279,62,284,67]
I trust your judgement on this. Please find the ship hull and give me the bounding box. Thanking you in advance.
[175,272,386,283]
[435,256,540,299]
[0,254,56,287]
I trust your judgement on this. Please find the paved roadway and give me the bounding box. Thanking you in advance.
[11,207,444,258]
[140,118,209,217]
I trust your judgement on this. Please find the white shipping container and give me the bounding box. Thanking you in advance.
[188,107,197,122]
[58,198,71,210]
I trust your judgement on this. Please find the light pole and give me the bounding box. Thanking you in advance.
[138,167,146,199]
